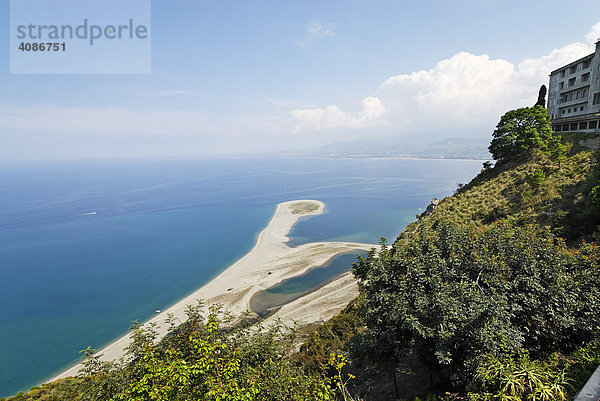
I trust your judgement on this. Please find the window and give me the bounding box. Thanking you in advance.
[568,108,571,113]
[560,70,566,78]
[580,122,588,130]
[581,106,584,111]
[582,73,590,82]
[569,78,576,87]
[563,124,570,131]
[577,90,581,99]
[555,125,562,132]
[569,93,574,101]
[583,60,591,69]
[571,123,578,130]
[570,65,577,74]
[562,109,566,114]
[593,93,600,105]
[583,89,588,97]
[590,120,598,129]
[559,82,565,90]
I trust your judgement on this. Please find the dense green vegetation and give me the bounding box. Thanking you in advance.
[3,305,344,401]
[406,148,598,243]
[353,224,599,398]
[4,106,600,400]
[488,106,566,165]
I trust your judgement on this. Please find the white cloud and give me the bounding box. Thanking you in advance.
[516,42,593,82]
[307,21,336,39]
[292,22,600,140]
[296,20,336,47]
[379,52,516,118]
[291,96,388,131]
[585,22,600,46]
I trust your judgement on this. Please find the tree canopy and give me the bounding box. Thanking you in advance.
[488,106,561,162]
[353,222,600,387]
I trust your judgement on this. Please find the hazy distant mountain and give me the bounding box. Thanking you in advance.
[281,137,491,159]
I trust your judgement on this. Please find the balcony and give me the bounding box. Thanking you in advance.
[560,83,591,96]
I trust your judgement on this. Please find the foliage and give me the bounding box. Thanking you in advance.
[298,313,363,371]
[547,134,567,167]
[455,183,466,194]
[589,185,600,215]
[527,169,546,189]
[1,378,84,401]
[115,305,335,401]
[327,353,357,401]
[230,319,335,401]
[488,106,555,163]
[564,339,600,390]
[402,149,598,243]
[7,304,338,401]
[117,306,262,401]
[353,223,600,388]
[473,353,569,400]
[588,151,600,217]
[455,339,600,400]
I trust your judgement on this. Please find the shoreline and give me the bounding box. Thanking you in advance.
[249,249,366,317]
[47,199,376,382]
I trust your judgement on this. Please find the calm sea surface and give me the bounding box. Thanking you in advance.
[0,157,483,396]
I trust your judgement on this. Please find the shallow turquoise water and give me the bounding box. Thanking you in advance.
[249,251,368,316]
[0,158,483,396]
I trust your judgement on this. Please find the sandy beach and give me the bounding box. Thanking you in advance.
[48,199,376,382]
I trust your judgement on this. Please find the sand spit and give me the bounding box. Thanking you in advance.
[48,200,375,382]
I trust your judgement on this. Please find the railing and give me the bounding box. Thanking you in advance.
[575,364,600,401]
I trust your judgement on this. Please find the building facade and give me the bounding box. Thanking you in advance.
[547,40,600,133]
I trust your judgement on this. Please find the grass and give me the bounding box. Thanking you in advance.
[402,145,598,244]
[290,201,320,215]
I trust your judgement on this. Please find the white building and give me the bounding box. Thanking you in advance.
[547,39,600,133]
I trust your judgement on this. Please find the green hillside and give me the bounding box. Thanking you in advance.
[405,146,598,243]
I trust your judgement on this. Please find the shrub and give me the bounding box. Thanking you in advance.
[298,313,363,371]
[589,185,600,216]
[353,223,600,388]
[528,169,546,189]
[474,353,569,400]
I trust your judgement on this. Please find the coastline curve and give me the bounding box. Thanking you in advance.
[47,199,376,382]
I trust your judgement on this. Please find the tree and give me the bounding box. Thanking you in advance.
[352,223,600,387]
[547,133,567,168]
[74,304,335,401]
[489,106,554,162]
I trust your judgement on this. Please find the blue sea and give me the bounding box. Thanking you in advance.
[0,157,483,397]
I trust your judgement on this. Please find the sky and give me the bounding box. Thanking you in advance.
[1,0,600,161]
